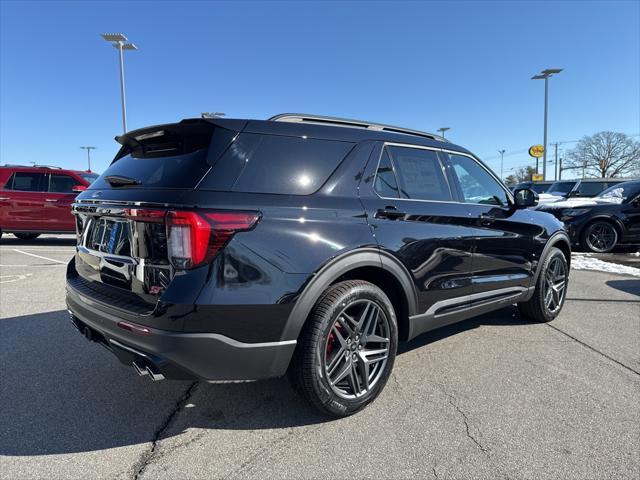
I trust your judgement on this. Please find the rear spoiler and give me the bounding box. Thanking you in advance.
[112,118,248,163]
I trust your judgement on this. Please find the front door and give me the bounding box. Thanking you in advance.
[359,142,477,338]
[442,151,536,300]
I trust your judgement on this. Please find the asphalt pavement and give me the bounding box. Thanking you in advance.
[1,235,638,479]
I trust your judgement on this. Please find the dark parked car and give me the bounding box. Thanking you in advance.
[66,114,571,416]
[0,165,98,240]
[538,178,628,204]
[538,180,640,252]
[511,180,553,194]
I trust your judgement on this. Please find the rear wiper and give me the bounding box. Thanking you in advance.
[105,175,141,187]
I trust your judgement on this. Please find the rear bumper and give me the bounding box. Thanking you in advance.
[66,285,297,381]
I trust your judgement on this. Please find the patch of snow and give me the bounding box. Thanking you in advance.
[571,253,640,277]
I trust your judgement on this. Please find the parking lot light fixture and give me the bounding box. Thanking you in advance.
[531,68,563,181]
[101,33,138,133]
[437,127,450,140]
[80,146,96,172]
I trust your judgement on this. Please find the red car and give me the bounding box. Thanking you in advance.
[0,165,98,240]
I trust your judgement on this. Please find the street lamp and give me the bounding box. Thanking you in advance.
[498,149,506,180]
[80,146,96,172]
[531,68,563,181]
[437,127,450,140]
[101,33,138,133]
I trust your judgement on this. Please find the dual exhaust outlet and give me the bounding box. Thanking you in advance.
[133,360,165,381]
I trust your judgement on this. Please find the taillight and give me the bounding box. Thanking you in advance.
[166,211,260,269]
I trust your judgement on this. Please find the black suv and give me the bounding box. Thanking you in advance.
[66,114,571,416]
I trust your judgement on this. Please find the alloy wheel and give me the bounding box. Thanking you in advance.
[543,256,567,314]
[323,299,390,399]
[585,222,617,253]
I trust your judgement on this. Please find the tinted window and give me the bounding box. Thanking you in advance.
[548,181,575,195]
[576,181,607,196]
[80,173,99,184]
[203,133,354,195]
[49,174,77,193]
[91,124,236,190]
[531,183,550,193]
[374,149,400,198]
[8,172,47,192]
[447,153,509,206]
[387,146,451,201]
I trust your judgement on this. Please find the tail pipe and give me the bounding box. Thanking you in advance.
[132,360,165,381]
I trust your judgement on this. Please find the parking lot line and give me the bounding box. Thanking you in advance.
[12,249,68,265]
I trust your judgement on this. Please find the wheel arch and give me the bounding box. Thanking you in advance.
[532,230,572,286]
[281,248,418,342]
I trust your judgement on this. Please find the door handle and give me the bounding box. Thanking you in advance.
[0,197,9,201]
[376,206,406,220]
[45,199,58,203]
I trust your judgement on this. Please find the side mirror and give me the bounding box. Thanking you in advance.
[514,188,538,208]
[72,185,87,193]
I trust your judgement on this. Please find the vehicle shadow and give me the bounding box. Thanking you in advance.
[0,306,525,456]
[0,234,76,246]
[605,279,640,297]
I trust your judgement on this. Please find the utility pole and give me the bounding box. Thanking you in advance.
[559,158,563,180]
[498,149,506,180]
[552,142,559,180]
[80,146,96,172]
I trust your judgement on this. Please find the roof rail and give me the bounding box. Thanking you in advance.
[1,164,62,169]
[268,113,447,142]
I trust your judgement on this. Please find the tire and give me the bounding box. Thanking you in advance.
[580,220,618,253]
[13,233,40,241]
[518,247,569,323]
[288,280,398,417]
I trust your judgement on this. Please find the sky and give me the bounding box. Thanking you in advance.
[1,0,639,179]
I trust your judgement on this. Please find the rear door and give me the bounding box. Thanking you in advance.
[0,171,48,230]
[442,151,536,300]
[359,142,476,336]
[44,173,79,231]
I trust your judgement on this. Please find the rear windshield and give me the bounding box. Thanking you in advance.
[199,133,354,195]
[89,123,235,189]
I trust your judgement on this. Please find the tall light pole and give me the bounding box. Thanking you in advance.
[498,149,506,180]
[531,68,562,181]
[437,127,450,140]
[80,146,96,172]
[101,33,138,133]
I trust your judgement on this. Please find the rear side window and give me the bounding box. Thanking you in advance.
[201,133,354,195]
[7,172,47,192]
[49,174,77,193]
[386,146,451,201]
[576,181,606,196]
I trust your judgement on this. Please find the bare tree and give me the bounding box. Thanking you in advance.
[565,131,640,178]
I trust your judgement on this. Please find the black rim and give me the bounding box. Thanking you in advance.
[586,223,616,252]
[322,299,390,399]
[543,256,567,314]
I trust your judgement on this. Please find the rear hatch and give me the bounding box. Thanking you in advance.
[69,119,258,312]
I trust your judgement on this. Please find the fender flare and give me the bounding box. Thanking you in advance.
[280,247,418,341]
[531,230,571,286]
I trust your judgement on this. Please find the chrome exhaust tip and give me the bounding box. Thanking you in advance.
[146,366,165,381]
[132,361,148,377]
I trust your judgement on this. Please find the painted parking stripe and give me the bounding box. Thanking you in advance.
[0,273,33,284]
[12,249,68,265]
